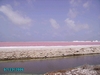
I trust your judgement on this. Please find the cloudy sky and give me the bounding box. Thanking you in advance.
[0,0,100,42]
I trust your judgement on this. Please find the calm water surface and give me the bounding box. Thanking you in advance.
[0,54,100,74]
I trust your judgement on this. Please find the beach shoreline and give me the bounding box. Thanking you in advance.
[0,45,100,60]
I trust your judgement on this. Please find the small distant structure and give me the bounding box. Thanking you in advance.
[93,40,98,42]
[73,40,79,42]
[73,40,92,42]
[80,41,85,42]
[85,41,91,42]
[73,40,100,42]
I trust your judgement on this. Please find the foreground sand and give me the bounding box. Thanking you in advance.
[44,64,100,75]
[0,45,100,60]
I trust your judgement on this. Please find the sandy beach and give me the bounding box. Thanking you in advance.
[0,45,100,60]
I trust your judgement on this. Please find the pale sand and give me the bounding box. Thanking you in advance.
[0,45,100,60]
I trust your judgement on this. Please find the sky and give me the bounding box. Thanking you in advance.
[0,0,100,42]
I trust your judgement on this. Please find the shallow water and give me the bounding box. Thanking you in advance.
[0,54,100,74]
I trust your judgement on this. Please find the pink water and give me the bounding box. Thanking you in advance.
[0,42,100,47]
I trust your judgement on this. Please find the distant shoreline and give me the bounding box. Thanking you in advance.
[0,45,100,60]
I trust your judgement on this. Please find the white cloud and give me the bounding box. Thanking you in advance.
[65,18,75,28]
[70,0,77,6]
[49,18,59,29]
[0,15,6,21]
[27,0,36,4]
[65,18,89,31]
[67,8,78,18]
[0,5,32,26]
[69,0,81,18]
[70,0,81,6]
[83,1,89,9]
